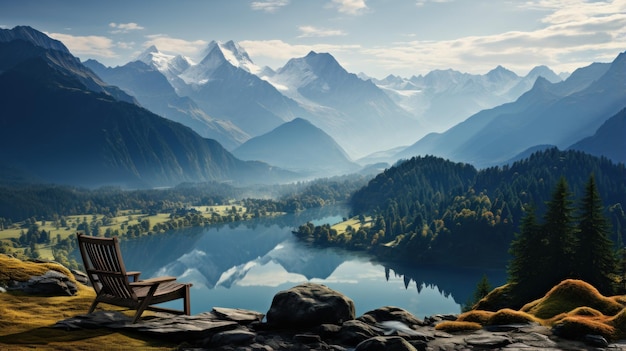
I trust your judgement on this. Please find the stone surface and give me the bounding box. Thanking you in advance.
[51,283,626,350]
[9,270,78,296]
[265,282,355,328]
[355,336,417,351]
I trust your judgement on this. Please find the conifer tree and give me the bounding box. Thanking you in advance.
[541,177,577,288]
[507,205,545,300]
[575,175,617,294]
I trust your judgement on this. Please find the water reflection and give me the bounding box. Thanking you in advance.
[86,205,506,317]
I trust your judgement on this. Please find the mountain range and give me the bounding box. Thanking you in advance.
[367,64,563,133]
[396,52,625,167]
[0,26,294,188]
[0,25,623,188]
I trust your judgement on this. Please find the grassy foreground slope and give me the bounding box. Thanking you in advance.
[439,279,626,341]
[0,255,175,350]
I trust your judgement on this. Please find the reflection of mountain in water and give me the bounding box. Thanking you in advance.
[216,238,346,288]
[97,205,351,289]
[382,262,507,306]
[71,204,506,308]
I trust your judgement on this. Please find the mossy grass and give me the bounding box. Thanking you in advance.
[457,310,493,324]
[520,279,623,319]
[553,316,616,340]
[473,284,514,311]
[0,255,178,350]
[486,308,540,325]
[0,254,73,282]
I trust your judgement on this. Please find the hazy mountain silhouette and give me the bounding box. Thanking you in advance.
[266,51,421,158]
[397,51,625,168]
[568,108,626,164]
[233,118,360,177]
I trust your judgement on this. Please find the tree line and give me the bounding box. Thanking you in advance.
[296,148,626,267]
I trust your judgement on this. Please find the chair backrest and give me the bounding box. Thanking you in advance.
[77,233,137,300]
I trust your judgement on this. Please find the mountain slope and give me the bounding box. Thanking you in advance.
[568,108,626,164]
[232,118,360,177]
[145,40,310,137]
[84,59,248,149]
[266,51,421,158]
[397,52,625,167]
[0,26,136,104]
[0,30,293,188]
[373,65,561,133]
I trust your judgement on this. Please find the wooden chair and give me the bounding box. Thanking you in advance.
[77,233,192,323]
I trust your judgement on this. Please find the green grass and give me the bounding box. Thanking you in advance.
[0,205,255,260]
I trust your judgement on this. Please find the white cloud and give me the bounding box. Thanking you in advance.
[109,22,144,34]
[416,0,453,6]
[46,32,117,58]
[239,39,360,63]
[251,0,290,13]
[362,0,626,75]
[143,34,208,58]
[298,25,346,38]
[329,0,368,15]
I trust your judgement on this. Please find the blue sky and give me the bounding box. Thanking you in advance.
[1,0,624,78]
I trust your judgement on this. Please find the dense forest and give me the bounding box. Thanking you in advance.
[296,148,626,266]
[0,175,368,225]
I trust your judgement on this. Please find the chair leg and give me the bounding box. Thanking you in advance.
[132,285,158,323]
[132,300,151,324]
[183,284,191,315]
[88,299,100,314]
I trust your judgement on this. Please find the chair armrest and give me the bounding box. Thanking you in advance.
[126,271,141,282]
[129,276,177,287]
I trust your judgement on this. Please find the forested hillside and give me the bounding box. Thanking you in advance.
[298,148,626,266]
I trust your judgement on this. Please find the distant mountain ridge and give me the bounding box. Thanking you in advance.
[396,51,625,168]
[233,118,360,177]
[0,26,294,188]
[262,51,421,158]
[369,64,563,133]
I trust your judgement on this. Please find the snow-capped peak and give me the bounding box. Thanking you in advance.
[201,40,261,74]
[178,40,261,85]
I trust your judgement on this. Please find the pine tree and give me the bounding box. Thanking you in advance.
[575,175,617,294]
[507,205,545,300]
[541,177,577,288]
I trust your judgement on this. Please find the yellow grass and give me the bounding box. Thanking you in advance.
[521,279,624,319]
[457,310,494,324]
[553,316,616,340]
[330,216,372,233]
[463,279,626,341]
[487,308,540,325]
[0,255,176,350]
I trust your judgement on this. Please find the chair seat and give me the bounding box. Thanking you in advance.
[133,281,190,304]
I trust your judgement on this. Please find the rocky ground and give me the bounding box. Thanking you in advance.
[52,283,626,351]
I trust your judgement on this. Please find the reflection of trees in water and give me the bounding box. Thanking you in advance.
[382,262,506,305]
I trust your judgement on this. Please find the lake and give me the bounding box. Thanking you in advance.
[115,204,506,319]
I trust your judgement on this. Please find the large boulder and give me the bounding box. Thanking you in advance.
[9,270,78,296]
[266,283,355,328]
